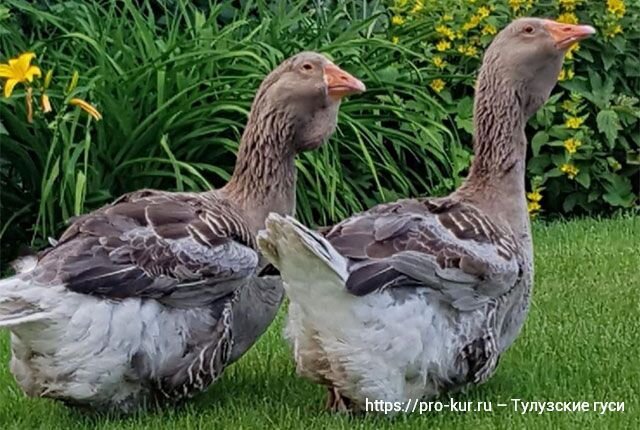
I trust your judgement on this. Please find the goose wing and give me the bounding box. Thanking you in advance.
[32,189,258,306]
[324,198,523,311]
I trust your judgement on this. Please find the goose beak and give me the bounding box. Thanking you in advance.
[545,20,596,50]
[323,63,366,99]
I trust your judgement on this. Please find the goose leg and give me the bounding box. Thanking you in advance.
[457,301,500,384]
[325,386,352,413]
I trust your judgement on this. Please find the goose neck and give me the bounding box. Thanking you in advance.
[219,108,298,233]
[456,68,530,233]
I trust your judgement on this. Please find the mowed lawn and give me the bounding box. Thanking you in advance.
[0,216,638,429]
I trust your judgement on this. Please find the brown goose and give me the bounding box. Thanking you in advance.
[258,19,595,412]
[0,52,365,412]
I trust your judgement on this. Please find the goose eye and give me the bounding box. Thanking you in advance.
[523,25,535,34]
[302,63,314,71]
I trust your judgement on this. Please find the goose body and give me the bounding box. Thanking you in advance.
[3,189,281,412]
[260,198,525,407]
[0,52,365,412]
[258,19,595,412]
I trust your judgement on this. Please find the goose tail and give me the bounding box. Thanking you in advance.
[257,213,348,298]
[0,257,52,328]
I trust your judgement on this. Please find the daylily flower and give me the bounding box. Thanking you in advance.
[25,87,34,123]
[41,94,52,113]
[70,98,102,121]
[0,52,42,98]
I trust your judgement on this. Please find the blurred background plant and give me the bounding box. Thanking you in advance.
[0,0,638,266]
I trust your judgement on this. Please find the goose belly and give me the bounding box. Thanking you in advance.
[7,283,216,411]
[286,288,484,407]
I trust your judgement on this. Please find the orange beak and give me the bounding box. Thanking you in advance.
[323,63,366,99]
[544,20,596,50]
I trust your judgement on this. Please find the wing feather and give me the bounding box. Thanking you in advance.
[325,198,522,310]
[32,190,258,305]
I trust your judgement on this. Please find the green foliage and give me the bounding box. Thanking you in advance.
[0,0,638,265]
[389,0,640,216]
[0,0,461,263]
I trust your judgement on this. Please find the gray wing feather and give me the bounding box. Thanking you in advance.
[31,189,259,306]
[325,198,523,310]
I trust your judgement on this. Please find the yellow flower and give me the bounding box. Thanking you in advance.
[458,44,478,57]
[565,116,585,129]
[70,98,102,121]
[462,15,481,31]
[558,69,566,81]
[527,191,543,202]
[410,0,424,14]
[442,14,454,22]
[508,0,520,11]
[559,0,580,11]
[430,79,445,93]
[527,201,542,213]
[391,15,405,26]
[563,138,582,154]
[392,36,400,44]
[558,68,575,81]
[482,24,497,35]
[432,56,447,69]
[607,0,626,18]
[0,52,42,98]
[41,93,52,113]
[565,43,579,60]
[560,163,579,179]
[557,12,579,24]
[477,6,491,18]
[605,24,623,38]
[436,40,451,51]
[508,0,533,13]
[436,25,456,40]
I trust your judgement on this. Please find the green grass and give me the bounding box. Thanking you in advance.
[0,215,639,429]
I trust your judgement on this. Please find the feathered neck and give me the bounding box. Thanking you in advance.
[455,53,530,234]
[218,103,298,234]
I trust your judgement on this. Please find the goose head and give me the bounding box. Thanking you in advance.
[482,18,595,118]
[248,52,365,153]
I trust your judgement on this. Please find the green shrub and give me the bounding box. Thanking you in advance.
[0,0,638,266]
[0,0,461,264]
[388,0,639,216]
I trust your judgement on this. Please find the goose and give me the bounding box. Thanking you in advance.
[258,19,595,412]
[0,52,365,413]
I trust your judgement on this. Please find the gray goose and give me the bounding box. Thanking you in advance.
[0,52,365,412]
[258,19,595,412]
